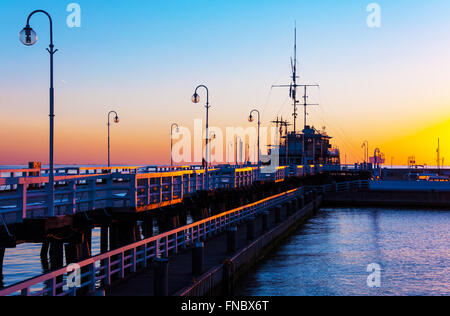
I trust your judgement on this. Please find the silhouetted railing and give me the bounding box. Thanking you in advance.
[0,187,302,296]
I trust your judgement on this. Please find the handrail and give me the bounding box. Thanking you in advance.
[0,179,369,296]
[0,187,302,296]
[0,163,339,225]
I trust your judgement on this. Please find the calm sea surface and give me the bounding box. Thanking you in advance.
[237,208,450,296]
[1,208,449,295]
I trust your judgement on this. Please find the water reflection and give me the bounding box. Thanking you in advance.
[236,208,450,296]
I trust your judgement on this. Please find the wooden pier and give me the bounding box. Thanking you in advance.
[0,170,370,296]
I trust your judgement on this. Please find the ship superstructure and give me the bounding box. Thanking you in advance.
[269,27,340,167]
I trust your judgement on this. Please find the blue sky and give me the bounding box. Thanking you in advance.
[0,0,449,165]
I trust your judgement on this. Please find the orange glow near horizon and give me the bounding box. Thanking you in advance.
[1,115,448,167]
[1,2,450,168]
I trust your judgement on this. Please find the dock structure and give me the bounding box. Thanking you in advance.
[0,164,340,228]
[1,161,449,296]
[0,159,371,296]
[0,165,258,225]
[0,164,314,277]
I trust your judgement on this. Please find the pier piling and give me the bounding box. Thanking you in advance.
[109,223,120,250]
[40,240,50,272]
[49,240,64,271]
[227,226,238,254]
[304,192,310,203]
[153,258,169,297]
[100,225,109,254]
[246,217,256,241]
[298,195,305,208]
[83,229,92,258]
[49,240,64,295]
[192,242,205,277]
[284,202,291,216]
[288,200,295,216]
[141,214,154,239]
[222,260,234,296]
[275,206,282,224]
[0,248,5,285]
[262,211,269,232]
[64,242,79,265]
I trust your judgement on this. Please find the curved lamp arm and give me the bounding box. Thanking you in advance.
[26,10,56,53]
[249,109,261,124]
[194,85,210,108]
[171,123,180,133]
[108,111,119,125]
[171,123,180,138]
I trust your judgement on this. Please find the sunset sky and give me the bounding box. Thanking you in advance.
[0,0,449,166]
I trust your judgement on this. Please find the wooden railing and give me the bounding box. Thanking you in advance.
[0,166,264,224]
[0,187,302,296]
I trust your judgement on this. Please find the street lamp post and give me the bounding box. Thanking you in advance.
[107,111,120,167]
[248,109,261,169]
[170,123,180,166]
[20,10,57,217]
[191,85,210,190]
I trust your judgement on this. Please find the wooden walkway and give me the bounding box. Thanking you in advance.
[108,203,289,296]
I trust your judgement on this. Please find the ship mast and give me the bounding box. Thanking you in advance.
[272,26,319,134]
[271,116,291,166]
[292,27,299,133]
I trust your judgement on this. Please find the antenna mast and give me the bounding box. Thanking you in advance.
[292,27,298,133]
[272,26,319,133]
[271,116,284,147]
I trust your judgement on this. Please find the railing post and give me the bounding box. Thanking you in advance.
[89,263,96,292]
[21,288,30,296]
[142,244,149,269]
[131,248,137,273]
[50,277,56,296]
[180,229,187,250]
[104,257,111,286]
[155,239,160,258]
[165,236,169,258]
[120,252,125,279]
[207,221,213,238]
[174,232,178,254]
